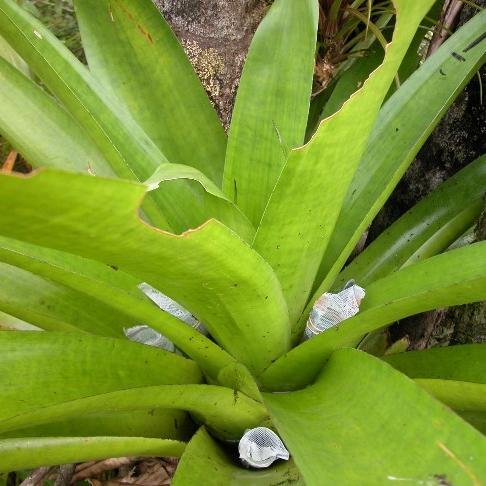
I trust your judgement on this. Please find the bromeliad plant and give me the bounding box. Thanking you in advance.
[0,0,485,482]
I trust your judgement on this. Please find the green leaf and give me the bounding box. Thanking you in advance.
[264,348,486,485]
[0,385,268,441]
[0,0,215,232]
[0,57,113,176]
[2,409,192,441]
[74,0,226,185]
[223,0,319,225]
[415,380,486,412]
[383,343,486,414]
[0,236,254,394]
[0,437,185,473]
[383,344,486,384]
[0,261,137,336]
[0,236,145,302]
[0,33,29,75]
[145,164,255,242]
[173,427,303,486]
[0,235,241,386]
[314,10,486,297]
[0,170,290,375]
[335,154,486,288]
[0,0,163,181]
[261,242,486,390]
[253,0,434,329]
[0,332,202,421]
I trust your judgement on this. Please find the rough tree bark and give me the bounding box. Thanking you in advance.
[154,0,267,129]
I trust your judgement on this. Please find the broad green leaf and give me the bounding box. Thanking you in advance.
[314,11,486,298]
[384,345,486,413]
[223,0,319,225]
[0,170,290,375]
[0,332,201,421]
[335,154,486,288]
[0,236,252,393]
[0,56,113,176]
[0,261,135,336]
[0,239,261,401]
[173,427,303,486]
[383,344,486,384]
[74,0,226,185]
[264,349,486,485]
[0,236,144,300]
[145,164,255,242]
[0,0,163,181]
[0,385,268,441]
[0,33,29,75]
[253,0,434,329]
[0,0,216,232]
[415,380,486,412]
[261,243,486,390]
[0,236,239,384]
[0,437,185,473]
[2,409,192,441]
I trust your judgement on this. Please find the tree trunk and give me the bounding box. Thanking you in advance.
[154,0,267,129]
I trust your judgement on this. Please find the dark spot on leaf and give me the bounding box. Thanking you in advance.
[137,24,154,44]
[109,264,118,271]
[439,68,446,76]
[463,32,486,52]
[451,52,465,62]
[433,474,452,486]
